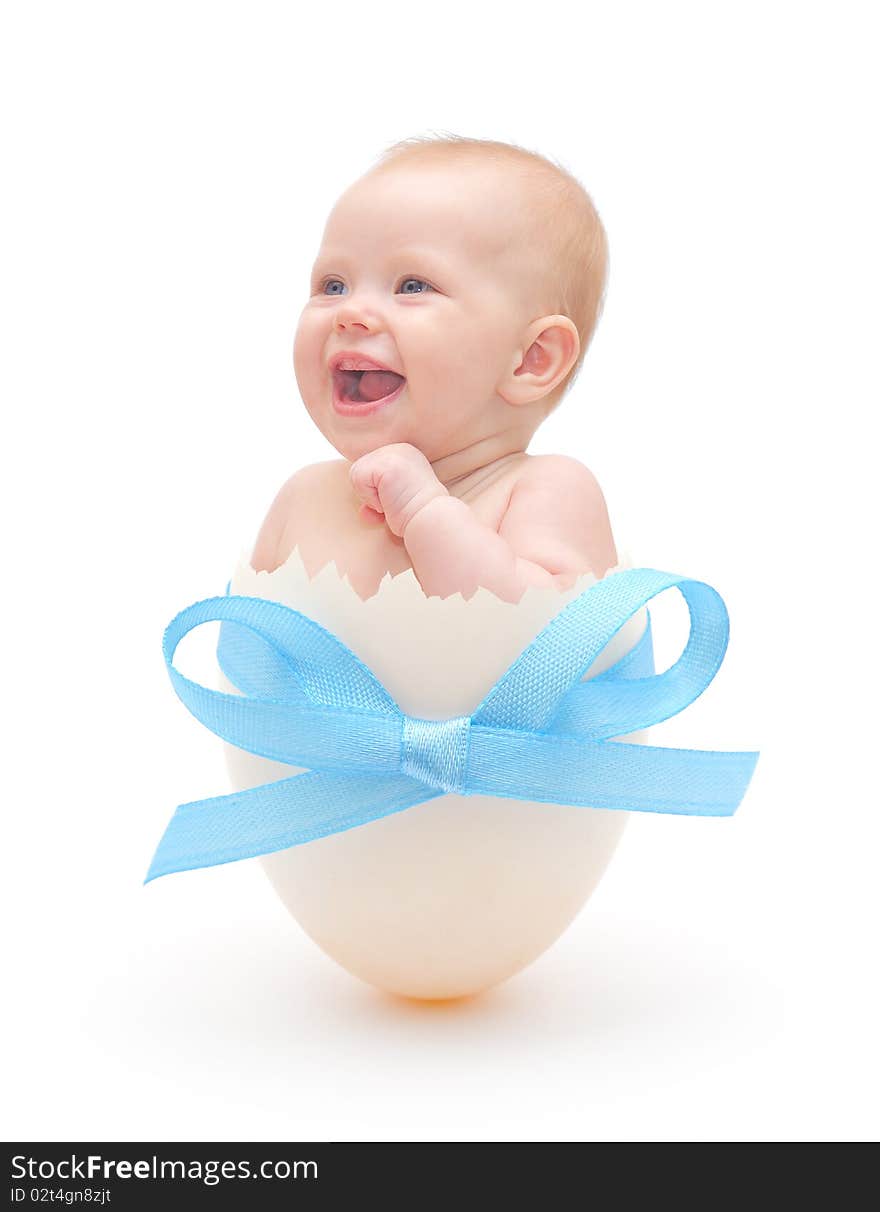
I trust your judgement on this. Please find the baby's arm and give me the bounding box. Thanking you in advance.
[351,445,617,602]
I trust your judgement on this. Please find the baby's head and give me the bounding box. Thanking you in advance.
[294,134,608,464]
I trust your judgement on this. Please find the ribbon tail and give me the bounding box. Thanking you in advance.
[145,770,442,882]
[466,731,760,817]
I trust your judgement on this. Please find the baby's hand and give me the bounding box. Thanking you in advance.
[349,443,448,537]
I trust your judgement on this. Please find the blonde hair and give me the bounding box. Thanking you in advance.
[368,132,609,413]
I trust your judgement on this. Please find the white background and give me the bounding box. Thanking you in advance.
[2,0,877,1143]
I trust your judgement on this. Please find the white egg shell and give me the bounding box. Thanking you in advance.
[221,548,648,1001]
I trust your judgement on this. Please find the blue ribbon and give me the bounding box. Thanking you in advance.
[146,568,759,882]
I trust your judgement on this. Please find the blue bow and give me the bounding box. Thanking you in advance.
[146,568,759,882]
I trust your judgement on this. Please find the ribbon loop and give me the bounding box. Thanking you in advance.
[400,715,471,795]
[166,593,399,715]
[472,571,728,735]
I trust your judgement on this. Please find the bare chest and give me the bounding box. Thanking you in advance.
[278,462,519,599]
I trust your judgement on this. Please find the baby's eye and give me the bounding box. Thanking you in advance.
[317,276,435,296]
[397,277,434,295]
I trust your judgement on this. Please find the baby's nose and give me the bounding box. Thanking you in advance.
[334,300,378,332]
[335,314,370,332]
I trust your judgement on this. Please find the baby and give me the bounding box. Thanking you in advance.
[251,135,617,603]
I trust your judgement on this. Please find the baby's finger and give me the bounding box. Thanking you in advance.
[349,460,384,511]
[359,503,385,524]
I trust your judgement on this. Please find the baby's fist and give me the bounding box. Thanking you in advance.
[349,443,448,537]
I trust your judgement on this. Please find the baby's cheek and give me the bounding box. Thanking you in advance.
[293,314,325,389]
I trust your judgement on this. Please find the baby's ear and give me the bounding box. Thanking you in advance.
[498,316,579,408]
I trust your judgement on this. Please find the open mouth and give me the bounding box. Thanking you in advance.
[332,368,407,406]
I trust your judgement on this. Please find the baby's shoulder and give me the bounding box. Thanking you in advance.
[250,459,349,572]
[271,458,357,516]
[502,452,611,532]
[278,457,347,492]
[500,454,616,578]
[510,453,606,497]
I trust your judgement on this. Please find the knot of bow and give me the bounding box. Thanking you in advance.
[146,568,759,882]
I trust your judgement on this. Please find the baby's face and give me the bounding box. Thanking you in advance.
[294,163,540,463]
